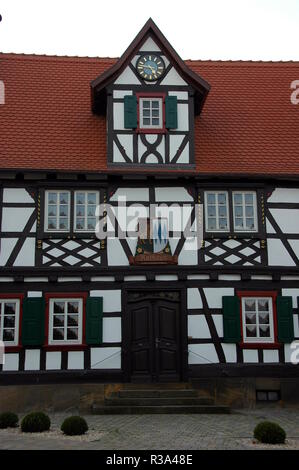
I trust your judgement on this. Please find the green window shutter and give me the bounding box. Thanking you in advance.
[277,296,294,343]
[124,95,137,129]
[21,297,45,346]
[86,297,103,345]
[223,296,241,343]
[165,95,178,129]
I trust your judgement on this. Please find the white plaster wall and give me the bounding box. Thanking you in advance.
[103,317,122,343]
[188,344,219,364]
[242,350,259,363]
[0,238,18,266]
[68,351,84,370]
[24,350,40,370]
[203,288,234,309]
[107,238,130,266]
[155,187,193,202]
[46,351,61,370]
[114,66,141,85]
[1,207,35,232]
[168,91,188,100]
[177,103,189,131]
[91,347,121,369]
[160,67,188,86]
[139,37,161,52]
[188,315,210,339]
[14,238,35,266]
[263,350,279,363]
[2,353,19,371]
[113,90,132,99]
[221,344,237,363]
[187,288,203,309]
[3,188,34,203]
[268,188,299,203]
[117,134,134,161]
[113,102,125,130]
[281,288,299,308]
[90,290,121,313]
[178,238,198,265]
[110,188,149,202]
[270,209,299,233]
[267,239,296,266]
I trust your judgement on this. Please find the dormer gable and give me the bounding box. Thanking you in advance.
[91,18,210,168]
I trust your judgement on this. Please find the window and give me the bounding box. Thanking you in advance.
[0,299,20,346]
[205,192,229,231]
[75,191,99,232]
[139,97,163,129]
[233,191,257,231]
[48,298,83,345]
[204,190,258,233]
[241,296,275,344]
[45,191,70,231]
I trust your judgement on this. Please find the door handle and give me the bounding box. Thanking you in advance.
[155,338,160,348]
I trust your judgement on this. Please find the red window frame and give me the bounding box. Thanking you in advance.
[136,92,166,134]
[0,293,24,352]
[236,291,281,349]
[44,292,88,351]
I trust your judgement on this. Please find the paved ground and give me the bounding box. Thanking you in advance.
[1,407,299,450]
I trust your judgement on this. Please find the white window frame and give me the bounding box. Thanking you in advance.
[0,299,20,346]
[45,190,70,232]
[204,191,230,232]
[232,191,258,232]
[48,298,83,345]
[241,297,275,344]
[74,191,99,233]
[139,97,163,129]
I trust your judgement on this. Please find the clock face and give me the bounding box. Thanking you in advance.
[136,54,165,81]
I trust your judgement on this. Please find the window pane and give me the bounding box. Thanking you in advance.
[87,193,96,205]
[87,218,96,230]
[60,193,69,204]
[259,312,270,324]
[152,109,159,117]
[53,315,64,327]
[207,218,217,230]
[87,205,96,217]
[207,193,215,204]
[235,218,244,228]
[235,206,243,217]
[245,206,254,217]
[76,219,85,230]
[3,329,15,341]
[259,325,270,337]
[53,328,64,340]
[208,206,216,217]
[233,194,242,205]
[246,325,257,337]
[48,206,57,217]
[218,206,227,217]
[4,316,15,328]
[59,218,68,230]
[244,299,256,312]
[48,218,57,230]
[67,328,78,340]
[53,302,65,314]
[152,101,159,108]
[143,118,150,125]
[68,301,79,314]
[258,299,269,312]
[76,206,85,217]
[68,315,79,327]
[245,313,256,324]
[143,109,150,117]
[219,218,227,230]
[143,100,150,108]
[4,303,16,315]
[246,218,254,229]
[48,193,57,205]
[59,205,68,217]
[245,193,253,204]
[76,193,85,204]
[152,118,159,125]
[218,194,227,205]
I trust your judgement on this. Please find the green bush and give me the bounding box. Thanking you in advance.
[61,416,88,436]
[0,412,18,429]
[254,421,286,444]
[21,412,51,433]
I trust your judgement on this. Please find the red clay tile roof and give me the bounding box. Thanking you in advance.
[0,52,299,176]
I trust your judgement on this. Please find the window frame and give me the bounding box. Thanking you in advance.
[136,92,166,134]
[203,189,261,238]
[237,291,281,349]
[0,294,23,350]
[45,190,71,233]
[45,293,87,350]
[232,191,258,232]
[74,190,99,233]
[204,191,230,233]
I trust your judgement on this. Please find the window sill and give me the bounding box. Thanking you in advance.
[136,128,167,134]
[239,342,282,350]
[43,344,88,352]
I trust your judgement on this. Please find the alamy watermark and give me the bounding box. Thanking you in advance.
[290,80,299,105]
[0,80,4,104]
[290,340,299,364]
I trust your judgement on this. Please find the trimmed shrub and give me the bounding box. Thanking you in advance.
[61,416,88,436]
[21,412,51,433]
[254,421,286,444]
[0,412,18,429]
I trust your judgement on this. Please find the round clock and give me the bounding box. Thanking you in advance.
[136,54,165,81]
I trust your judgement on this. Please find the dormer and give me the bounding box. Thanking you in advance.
[91,18,210,168]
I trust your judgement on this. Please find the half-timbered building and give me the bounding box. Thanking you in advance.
[1,19,299,408]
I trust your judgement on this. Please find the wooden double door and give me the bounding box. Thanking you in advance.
[125,291,182,382]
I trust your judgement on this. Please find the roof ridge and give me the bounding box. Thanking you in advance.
[0,51,118,62]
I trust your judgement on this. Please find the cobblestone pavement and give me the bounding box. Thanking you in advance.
[1,407,299,450]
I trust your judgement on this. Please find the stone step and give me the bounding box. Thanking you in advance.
[105,397,214,406]
[112,389,198,399]
[92,404,231,415]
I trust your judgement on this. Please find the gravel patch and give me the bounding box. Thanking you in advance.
[0,427,106,442]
